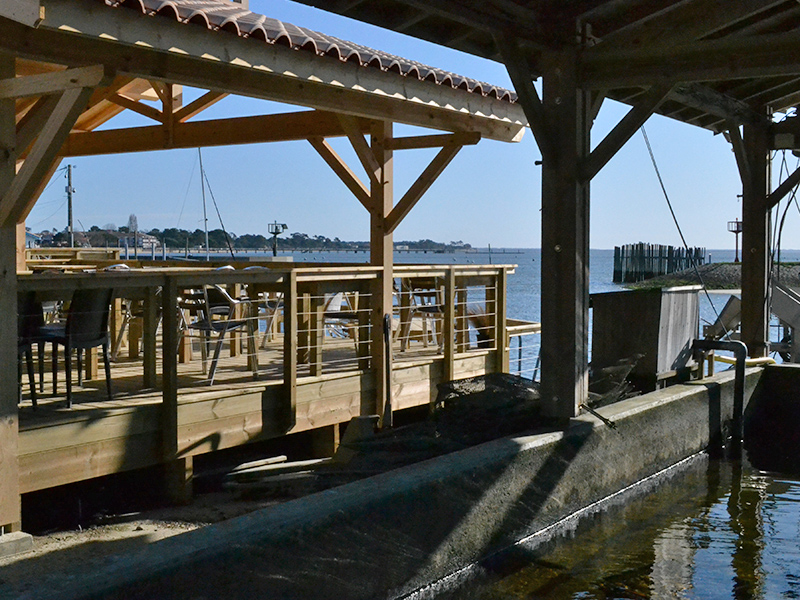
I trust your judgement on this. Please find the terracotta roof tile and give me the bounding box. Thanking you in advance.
[101,0,517,103]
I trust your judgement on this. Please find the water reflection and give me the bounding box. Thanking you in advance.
[428,455,800,599]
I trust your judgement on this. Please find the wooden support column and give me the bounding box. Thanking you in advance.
[15,221,25,273]
[161,276,191,503]
[539,49,591,419]
[370,121,393,424]
[0,52,20,531]
[443,268,456,382]
[741,124,771,357]
[309,288,324,377]
[495,268,509,373]
[142,286,158,388]
[283,271,298,430]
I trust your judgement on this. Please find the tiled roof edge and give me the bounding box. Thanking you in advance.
[102,0,518,103]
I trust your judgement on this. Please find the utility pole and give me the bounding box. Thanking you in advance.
[66,164,75,248]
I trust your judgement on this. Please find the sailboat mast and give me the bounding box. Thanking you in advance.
[66,164,75,248]
[198,148,210,261]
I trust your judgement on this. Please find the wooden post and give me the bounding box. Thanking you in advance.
[370,121,393,421]
[84,347,99,381]
[399,277,412,352]
[229,284,241,358]
[539,49,591,419]
[128,306,141,360]
[741,124,771,357]
[310,424,340,458]
[15,221,25,273]
[110,297,124,356]
[495,268,509,373]
[283,271,297,430]
[142,286,158,388]
[309,286,324,377]
[0,52,20,531]
[297,290,310,365]
[357,280,371,371]
[161,276,190,503]
[455,278,469,353]
[443,268,456,382]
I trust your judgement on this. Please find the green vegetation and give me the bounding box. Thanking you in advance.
[40,224,471,252]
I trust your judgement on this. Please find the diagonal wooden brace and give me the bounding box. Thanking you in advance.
[0,84,96,227]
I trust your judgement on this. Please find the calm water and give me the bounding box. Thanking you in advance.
[275,247,800,371]
[423,455,800,600]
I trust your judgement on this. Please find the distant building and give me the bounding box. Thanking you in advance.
[118,232,160,250]
[24,230,40,248]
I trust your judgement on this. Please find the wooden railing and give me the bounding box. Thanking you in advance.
[17,261,515,406]
[15,260,525,497]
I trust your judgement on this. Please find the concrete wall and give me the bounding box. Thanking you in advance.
[26,367,763,600]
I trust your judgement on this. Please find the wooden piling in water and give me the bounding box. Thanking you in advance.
[613,243,705,283]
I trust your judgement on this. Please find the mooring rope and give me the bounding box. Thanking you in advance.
[640,125,730,340]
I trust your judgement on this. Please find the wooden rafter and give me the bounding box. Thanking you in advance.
[0,65,105,99]
[15,94,59,155]
[384,141,467,234]
[583,82,674,181]
[727,122,752,190]
[0,15,525,143]
[174,91,227,123]
[62,110,366,157]
[388,132,479,150]
[148,80,172,106]
[73,77,141,132]
[584,29,800,87]
[337,114,380,187]
[1,85,97,226]
[598,0,785,49]
[310,124,478,230]
[108,93,164,123]
[589,90,607,124]
[670,83,766,127]
[308,136,372,211]
[767,165,800,209]
[495,34,553,161]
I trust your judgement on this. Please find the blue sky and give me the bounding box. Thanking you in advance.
[26,0,800,250]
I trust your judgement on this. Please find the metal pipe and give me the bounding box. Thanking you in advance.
[692,339,748,453]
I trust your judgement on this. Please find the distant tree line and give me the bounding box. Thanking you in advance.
[41,224,471,252]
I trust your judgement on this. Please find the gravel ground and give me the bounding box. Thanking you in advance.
[0,492,278,593]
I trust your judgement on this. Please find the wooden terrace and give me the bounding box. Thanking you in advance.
[15,260,539,499]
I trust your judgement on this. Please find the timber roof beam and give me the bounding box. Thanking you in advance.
[61,110,370,157]
[0,1,525,143]
[582,82,674,181]
[291,0,800,132]
[583,30,800,88]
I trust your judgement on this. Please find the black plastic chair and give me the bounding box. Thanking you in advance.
[17,291,43,409]
[39,288,114,408]
[188,285,252,385]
